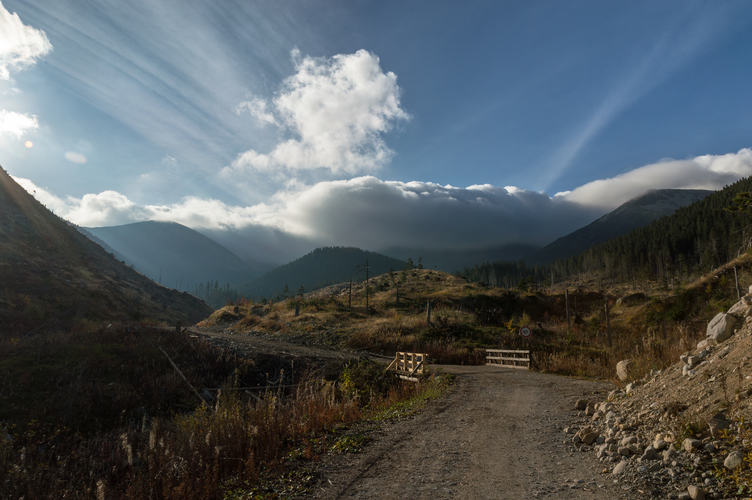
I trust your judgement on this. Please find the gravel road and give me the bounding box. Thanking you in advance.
[304,365,641,500]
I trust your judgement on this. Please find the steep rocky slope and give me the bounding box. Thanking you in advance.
[564,287,752,499]
[0,167,213,335]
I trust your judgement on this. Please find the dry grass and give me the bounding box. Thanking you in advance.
[0,325,450,499]
[208,265,749,383]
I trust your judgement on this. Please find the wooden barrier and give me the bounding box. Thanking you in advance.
[385,352,429,382]
[486,349,531,370]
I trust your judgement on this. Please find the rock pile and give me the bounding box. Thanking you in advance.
[566,286,752,499]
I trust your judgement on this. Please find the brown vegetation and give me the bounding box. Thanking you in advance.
[0,323,448,499]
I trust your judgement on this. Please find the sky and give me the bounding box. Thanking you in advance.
[2,0,752,265]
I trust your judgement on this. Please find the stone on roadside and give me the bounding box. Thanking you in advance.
[639,446,658,461]
[582,431,599,446]
[706,313,737,342]
[620,436,637,446]
[625,382,635,394]
[585,403,596,416]
[727,299,749,316]
[663,448,677,460]
[612,461,628,475]
[687,485,705,500]
[653,438,668,451]
[683,438,703,452]
[616,359,632,381]
[724,450,745,470]
[575,399,589,410]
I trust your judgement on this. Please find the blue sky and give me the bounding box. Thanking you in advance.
[2,1,752,263]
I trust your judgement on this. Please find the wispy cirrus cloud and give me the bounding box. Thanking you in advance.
[543,7,729,188]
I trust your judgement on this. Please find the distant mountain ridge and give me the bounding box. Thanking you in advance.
[0,167,213,334]
[237,247,406,300]
[85,221,258,291]
[526,189,712,265]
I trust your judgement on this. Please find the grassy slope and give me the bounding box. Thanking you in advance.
[209,259,750,379]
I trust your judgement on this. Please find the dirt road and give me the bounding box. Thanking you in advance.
[305,365,638,500]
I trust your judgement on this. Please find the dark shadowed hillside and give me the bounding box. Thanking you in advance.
[84,221,258,291]
[0,167,213,335]
[527,189,711,265]
[236,246,406,300]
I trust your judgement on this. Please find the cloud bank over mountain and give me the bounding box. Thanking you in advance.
[15,148,752,264]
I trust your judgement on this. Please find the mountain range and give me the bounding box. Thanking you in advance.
[68,188,715,304]
[85,221,259,291]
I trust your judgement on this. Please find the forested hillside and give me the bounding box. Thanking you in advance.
[463,179,752,288]
[236,247,407,301]
[527,189,710,265]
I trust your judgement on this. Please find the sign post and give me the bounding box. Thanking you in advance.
[519,325,532,338]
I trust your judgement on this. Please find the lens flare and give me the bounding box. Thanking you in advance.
[24,140,33,148]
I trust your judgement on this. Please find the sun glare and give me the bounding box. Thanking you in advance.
[24,140,33,148]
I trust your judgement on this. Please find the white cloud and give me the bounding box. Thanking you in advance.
[236,96,277,126]
[558,148,752,209]
[64,151,88,164]
[162,154,177,166]
[0,2,52,80]
[224,49,409,178]
[0,109,37,138]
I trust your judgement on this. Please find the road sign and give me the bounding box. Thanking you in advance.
[519,325,532,338]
